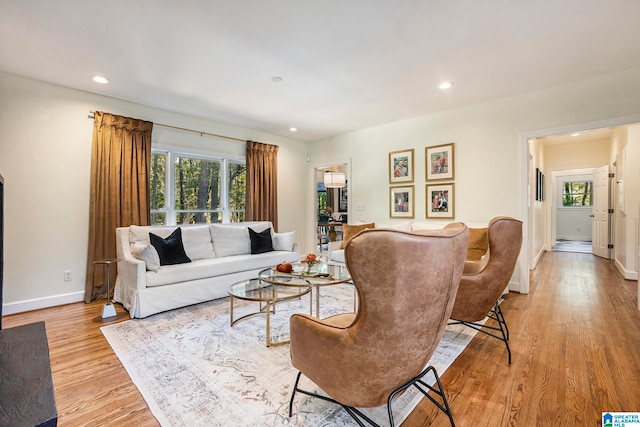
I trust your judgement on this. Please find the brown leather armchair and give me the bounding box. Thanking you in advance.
[288,224,469,427]
[447,216,523,364]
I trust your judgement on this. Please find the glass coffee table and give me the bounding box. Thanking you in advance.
[228,278,311,347]
[258,263,352,318]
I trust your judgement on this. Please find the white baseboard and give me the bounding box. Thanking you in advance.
[3,291,85,316]
[507,279,521,293]
[530,246,546,270]
[615,258,639,280]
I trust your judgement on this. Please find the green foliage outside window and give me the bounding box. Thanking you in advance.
[150,153,166,211]
[228,162,246,222]
[150,151,245,224]
[562,181,592,207]
[174,156,221,224]
[317,191,327,216]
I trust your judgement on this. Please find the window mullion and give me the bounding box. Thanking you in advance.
[167,151,177,225]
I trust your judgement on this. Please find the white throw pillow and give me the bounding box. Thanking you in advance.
[131,242,160,272]
[181,225,216,260]
[273,231,295,251]
[210,224,251,257]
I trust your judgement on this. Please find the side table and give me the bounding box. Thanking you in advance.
[228,278,311,347]
[93,258,119,318]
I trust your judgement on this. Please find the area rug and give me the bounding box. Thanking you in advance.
[102,284,479,426]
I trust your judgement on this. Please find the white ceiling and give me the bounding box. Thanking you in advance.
[1,1,640,141]
[540,127,614,146]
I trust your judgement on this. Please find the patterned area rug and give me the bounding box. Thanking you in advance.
[102,283,478,426]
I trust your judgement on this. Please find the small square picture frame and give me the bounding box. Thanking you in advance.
[425,143,454,181]
[426,183,455,219]
[390,186,415,218]
[389,149,414,184]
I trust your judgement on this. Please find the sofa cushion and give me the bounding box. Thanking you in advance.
[130,225,176,245]
[210,225,250,257]
[150,228,192,266]
[210,222,272,257]
[411,221,446,231]
[330,249,345,264]
[131,243,161,272]
[341,223,375,249]
[249,227,274,254]
[273,231,295,251]
[181,225,216,260]
[375,221,413,232]
[145,250,297,287]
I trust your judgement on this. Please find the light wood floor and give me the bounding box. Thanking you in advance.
[4,250,639,426]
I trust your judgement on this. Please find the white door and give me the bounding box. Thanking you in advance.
[592,165,610,258]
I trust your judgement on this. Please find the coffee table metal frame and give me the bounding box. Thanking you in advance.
[258,263,353,318]
[228,278,311,347]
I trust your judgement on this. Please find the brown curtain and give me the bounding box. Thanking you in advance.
[84,112,153,303]
[245,140,279,231]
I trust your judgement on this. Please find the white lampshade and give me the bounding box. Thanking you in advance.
[324,171,346,188]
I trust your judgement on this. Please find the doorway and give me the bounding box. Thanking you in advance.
[313,162,349,254]
[550,169,594,254]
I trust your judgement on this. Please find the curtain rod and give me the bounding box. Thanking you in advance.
[88,111,246,143]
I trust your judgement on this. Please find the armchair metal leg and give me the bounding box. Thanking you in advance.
[288,366,455,427]
[449,301,511,364]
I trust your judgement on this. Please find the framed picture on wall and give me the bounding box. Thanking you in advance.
[390,186,414,218]
[425,143,455,181]
[426,183,455,219]
[389,149,414,184]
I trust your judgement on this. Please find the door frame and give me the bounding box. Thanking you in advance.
[549,168,595,247]
[519,113,640,294]
[308,159,351,254]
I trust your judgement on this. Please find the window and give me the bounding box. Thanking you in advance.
[150,149,246,225]
[562,181,592,207]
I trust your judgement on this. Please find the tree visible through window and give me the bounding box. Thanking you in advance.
[150,150,245,224]
[562,181,592,207]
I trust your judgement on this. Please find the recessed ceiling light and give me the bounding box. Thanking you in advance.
[289,127,298,132]
[571,133,581,137]
[438,81,454,90]
[271,76,283,83]
[92,75,109,84]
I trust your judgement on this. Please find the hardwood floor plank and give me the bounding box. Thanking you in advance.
[2,250,638,426]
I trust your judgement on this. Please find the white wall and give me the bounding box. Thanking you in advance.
[529,138,545,267]
[610,125,640,280]
[0,71,309,313]
[309,66,640,292]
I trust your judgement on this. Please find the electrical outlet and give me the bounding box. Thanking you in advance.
[64,270,72,282]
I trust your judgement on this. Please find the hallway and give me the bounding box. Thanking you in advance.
[551,239,592,253]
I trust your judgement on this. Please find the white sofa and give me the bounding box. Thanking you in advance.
[114,221,300,318]
[327,220,470,264]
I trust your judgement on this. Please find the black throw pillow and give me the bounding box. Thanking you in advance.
[248,227,274,254]
[149,228,192,266]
